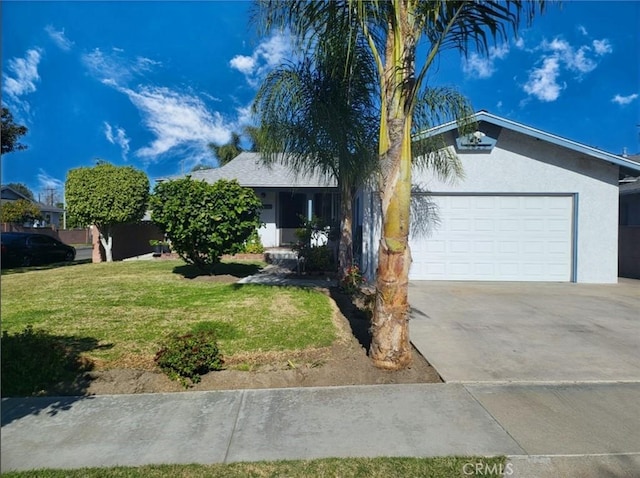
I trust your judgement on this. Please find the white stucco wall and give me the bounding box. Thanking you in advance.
[362,128,620,283]
[255,189,278,248]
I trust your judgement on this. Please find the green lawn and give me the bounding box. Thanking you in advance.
[1,259,336,370]
[1,456,508,478]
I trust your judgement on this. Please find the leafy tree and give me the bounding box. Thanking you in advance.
[150,178,263,274]
[5,183,35,201]
[253,10,378,281]
[0,199,42,224]
[1,107,28,155]
[258,0,544,369]
[65,162,150,262]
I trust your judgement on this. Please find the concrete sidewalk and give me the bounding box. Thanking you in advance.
[2,383,640,476]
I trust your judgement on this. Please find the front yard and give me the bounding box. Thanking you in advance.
[1,260,337,393]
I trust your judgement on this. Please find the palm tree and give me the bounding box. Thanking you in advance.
[252,14,379,280]
[257,0,544,369]
[243,125,262,152]
[208,132,242,166]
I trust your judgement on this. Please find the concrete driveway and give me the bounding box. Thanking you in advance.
[408,279,640,383]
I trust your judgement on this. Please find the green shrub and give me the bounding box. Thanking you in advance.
[155,331,224,387]
[340,265,366,295]
[150,177,263,274]
[242,230,265,254]
[303,245,334,272]
[293,216,335,272]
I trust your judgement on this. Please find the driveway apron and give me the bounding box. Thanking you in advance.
[408,280,640,383]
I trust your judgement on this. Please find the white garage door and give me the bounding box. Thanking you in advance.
[409,195,574,281]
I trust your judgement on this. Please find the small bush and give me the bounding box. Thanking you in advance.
[155,331,224,387]
[241,230,265,254]
[340,265,366,295]
[303,245,334,272]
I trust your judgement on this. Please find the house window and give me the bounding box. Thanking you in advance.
[278,192,307,228]
[313,193,339,225]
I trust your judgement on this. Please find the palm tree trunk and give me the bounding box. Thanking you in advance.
[338,185,354,281]
[369,7,414,370]
[370,116,413,370]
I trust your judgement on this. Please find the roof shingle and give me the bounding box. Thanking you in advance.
[164,152,337,188]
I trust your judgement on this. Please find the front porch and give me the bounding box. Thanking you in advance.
[255,188,340,248]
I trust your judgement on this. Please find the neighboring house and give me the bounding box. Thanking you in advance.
[359,111,640,284]
[619,156,640,226]
[0,185,64,228]
[619,157,640,278]
[163,152,339,247]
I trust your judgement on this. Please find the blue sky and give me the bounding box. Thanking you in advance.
[2,1,639,201]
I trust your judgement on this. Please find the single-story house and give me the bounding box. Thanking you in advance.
[359,111,640,284]
[172,153,339,247]
[1,185,64,228]
[166,112,639,284]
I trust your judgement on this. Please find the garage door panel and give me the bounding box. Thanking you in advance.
[474,241,493,253]
[475,219,495,231]
[410,195,573,281]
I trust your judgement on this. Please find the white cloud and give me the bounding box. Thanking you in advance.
[523,57,564,102]
[514,37,525,50]
[612,93,638,106]
[86,47,231,167]
[490,43,510,60]
[45,25,74,51]
[462,43,510,79]
[37,170,64,192]
[107,83,233,163]
[540,36,611,74]
[578,25,588,36]
[235,104,254,126]
[463,54,494,79]
[230,33,292,87]
[2,49,42,105]
[523,35,612,102]
[593,39,613,56]
[570,46,597,74]
[82,48,161,84]
[135,56,162,72]
[229,55,256,75]
[104,122,131,159]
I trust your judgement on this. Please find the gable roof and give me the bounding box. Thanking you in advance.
[1,185,32,201]
[419,111,640,177]
[164,152,337,188]
[1,185,64,213]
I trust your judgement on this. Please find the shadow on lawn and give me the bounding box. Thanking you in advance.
[1,259,91,275]
[1,328,112,426]
[172,261,263,279]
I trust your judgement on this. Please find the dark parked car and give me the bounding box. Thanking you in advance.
[1,232,76,268]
